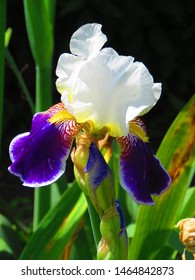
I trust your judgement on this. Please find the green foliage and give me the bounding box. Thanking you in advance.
[23,0,57,230]
[20,181,87,260]
[23,0,55,68]
[0,214,23,259]
[128,95,195,260]
[178,187,195,219]
[0,0,6,157]
[4,28,12,48]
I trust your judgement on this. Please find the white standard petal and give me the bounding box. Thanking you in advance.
[61,49,161,137]
[137,82,162,116]
[70,23,107,59]
[57,24,162,137]
[56,53,84,79]
[56,53,84,94]
[61,48,133,136]
[124,62,162,129]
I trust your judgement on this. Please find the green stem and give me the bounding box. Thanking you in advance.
[86,196,101,248]
[33,186,51,231]
[33,66,53,231]
[23,0,57,231]
[0,0,6,158]
[35,66,52,111]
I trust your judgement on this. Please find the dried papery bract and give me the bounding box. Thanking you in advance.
[177,218,195,260]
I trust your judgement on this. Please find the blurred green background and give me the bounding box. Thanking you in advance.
[1,0,195,226]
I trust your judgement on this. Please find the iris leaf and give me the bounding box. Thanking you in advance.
[0,214,23,260]
[68,213,96,260]
[23,0,54,68]
[23,0,57,229]
[177,186,195,220]
[19,182,87,259]
[128,94,195,259]
[4,27,12,47]
[0,0,6,156]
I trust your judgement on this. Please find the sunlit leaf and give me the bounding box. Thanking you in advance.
[4,27,12,47]
[20,182,87,259]
[178,187,195,219]
[23,0,55,67]
[69,213,96,260]
[129,95,195,259]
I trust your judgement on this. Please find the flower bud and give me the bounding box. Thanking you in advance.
[84,142,115,215]
[97,201,128,260]
[177,218,195,259]
[97,206,121,260]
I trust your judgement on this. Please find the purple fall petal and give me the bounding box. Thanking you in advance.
[8,103,81,187]
[84,142,109,190]
[117,133,171,205]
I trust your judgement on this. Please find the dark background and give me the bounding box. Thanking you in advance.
[1,0,195,223]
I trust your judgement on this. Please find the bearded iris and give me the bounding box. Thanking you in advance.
[8,23,171,205]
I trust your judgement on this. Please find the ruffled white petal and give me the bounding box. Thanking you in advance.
[137,83,161,116]
[57,23,162,137]
[56,53,84,79]
[70,23,107,59]
[56,53,84,94]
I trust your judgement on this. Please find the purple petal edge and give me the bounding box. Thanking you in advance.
[115,199,125,229]
[8,103,80,187]
[118,133,171,205]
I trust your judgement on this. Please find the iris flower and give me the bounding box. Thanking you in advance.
[8,23,171,205]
